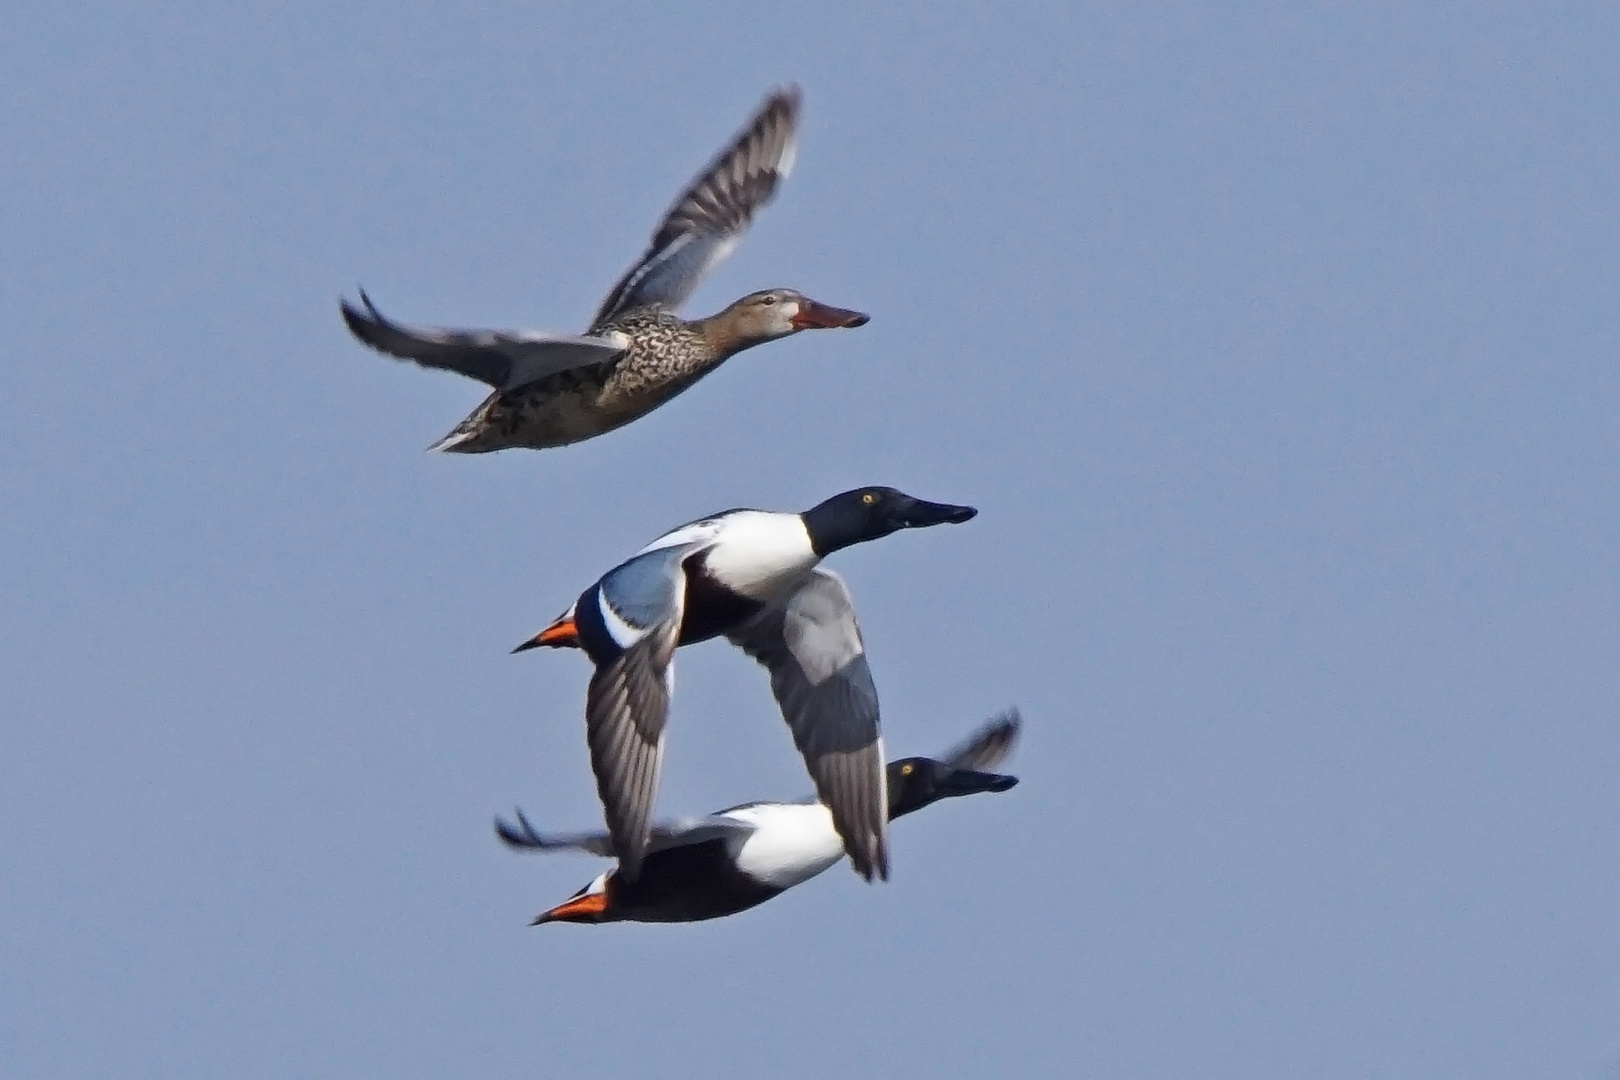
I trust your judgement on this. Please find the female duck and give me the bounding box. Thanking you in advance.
[498,711,1021,925]
[340,86,867,452]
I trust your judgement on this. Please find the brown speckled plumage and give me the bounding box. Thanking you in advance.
[340,86,869,455]
[437,310,726,452]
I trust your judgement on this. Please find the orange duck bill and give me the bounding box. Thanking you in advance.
[512,615,579,653]
[790,298,869,330]
[531,890,609,925]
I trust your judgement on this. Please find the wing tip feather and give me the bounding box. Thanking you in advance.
[495,807,541,849]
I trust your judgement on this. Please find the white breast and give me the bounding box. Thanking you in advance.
[700,511,819,601]
[724,803,846,889]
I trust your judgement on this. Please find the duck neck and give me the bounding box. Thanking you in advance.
[800,500,891,558]
[886,784,934,822]
[694,312,774,361]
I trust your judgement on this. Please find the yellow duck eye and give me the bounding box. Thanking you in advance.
[861,492,877,505]
[900,763,913,775]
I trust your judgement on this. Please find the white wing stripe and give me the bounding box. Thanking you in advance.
[597,590,651,649]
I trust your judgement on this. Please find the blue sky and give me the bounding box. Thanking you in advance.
[4,4,1619,1078]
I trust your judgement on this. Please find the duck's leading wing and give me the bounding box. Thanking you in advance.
[580,545,697,881]
[591,86,801,326]
[495,807,753,858]
[341,291,627,390]
[495,808,618,856]
[938,708,1023,772]
[726,568,888,882]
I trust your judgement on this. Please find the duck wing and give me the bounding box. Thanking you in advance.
[340,290,626,391]
[938,708,1023,772]
[578,543,701,881]
[591,86,800,327]
[726,568,889,882]
[495,807,753,857]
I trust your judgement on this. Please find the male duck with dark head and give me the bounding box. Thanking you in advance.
[339,86,868,453]
[498,711,1021,925]
[513,486,978,885]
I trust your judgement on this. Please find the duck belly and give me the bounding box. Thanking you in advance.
[437,380,623,452]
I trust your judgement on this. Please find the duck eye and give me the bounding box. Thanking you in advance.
[761,294,778,305]
[900,763,914,775]
[861,492,877,506]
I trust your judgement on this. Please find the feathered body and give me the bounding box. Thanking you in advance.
[498,712,1023,925]
[340,87,869,453]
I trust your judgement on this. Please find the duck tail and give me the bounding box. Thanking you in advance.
[427,394,506,453]
[427,399,501,453]
[426,425,483,453]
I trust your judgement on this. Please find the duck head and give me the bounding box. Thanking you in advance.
[532,872,615,925]
[701,288,868,355]
[800,486,978,557]
[885,757,1018,821]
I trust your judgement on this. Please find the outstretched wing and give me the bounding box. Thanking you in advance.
[938,708,1023,772]
[495,808,618,856]
[577,544,699,881]
[495,807,753,858]
[727,568,888,882]
[340,290,626,390]
[591,86,801,326]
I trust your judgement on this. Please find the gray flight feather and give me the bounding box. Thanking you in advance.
[591,87,801,327]
[727,568,889,882]
[583,596,684,882]
[495,807,753,858]
[938,708,1023,772]
[340,290,626,391]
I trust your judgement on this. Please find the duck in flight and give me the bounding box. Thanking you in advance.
[513,486,978,884]
[340,86,868,453]
[498,710,1021,925]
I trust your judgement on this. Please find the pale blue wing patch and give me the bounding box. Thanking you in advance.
[597,542,701,635]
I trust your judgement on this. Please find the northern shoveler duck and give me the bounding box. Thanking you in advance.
[339,86,868,453]
[512,486,978,882]
[497,710,1021,925]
